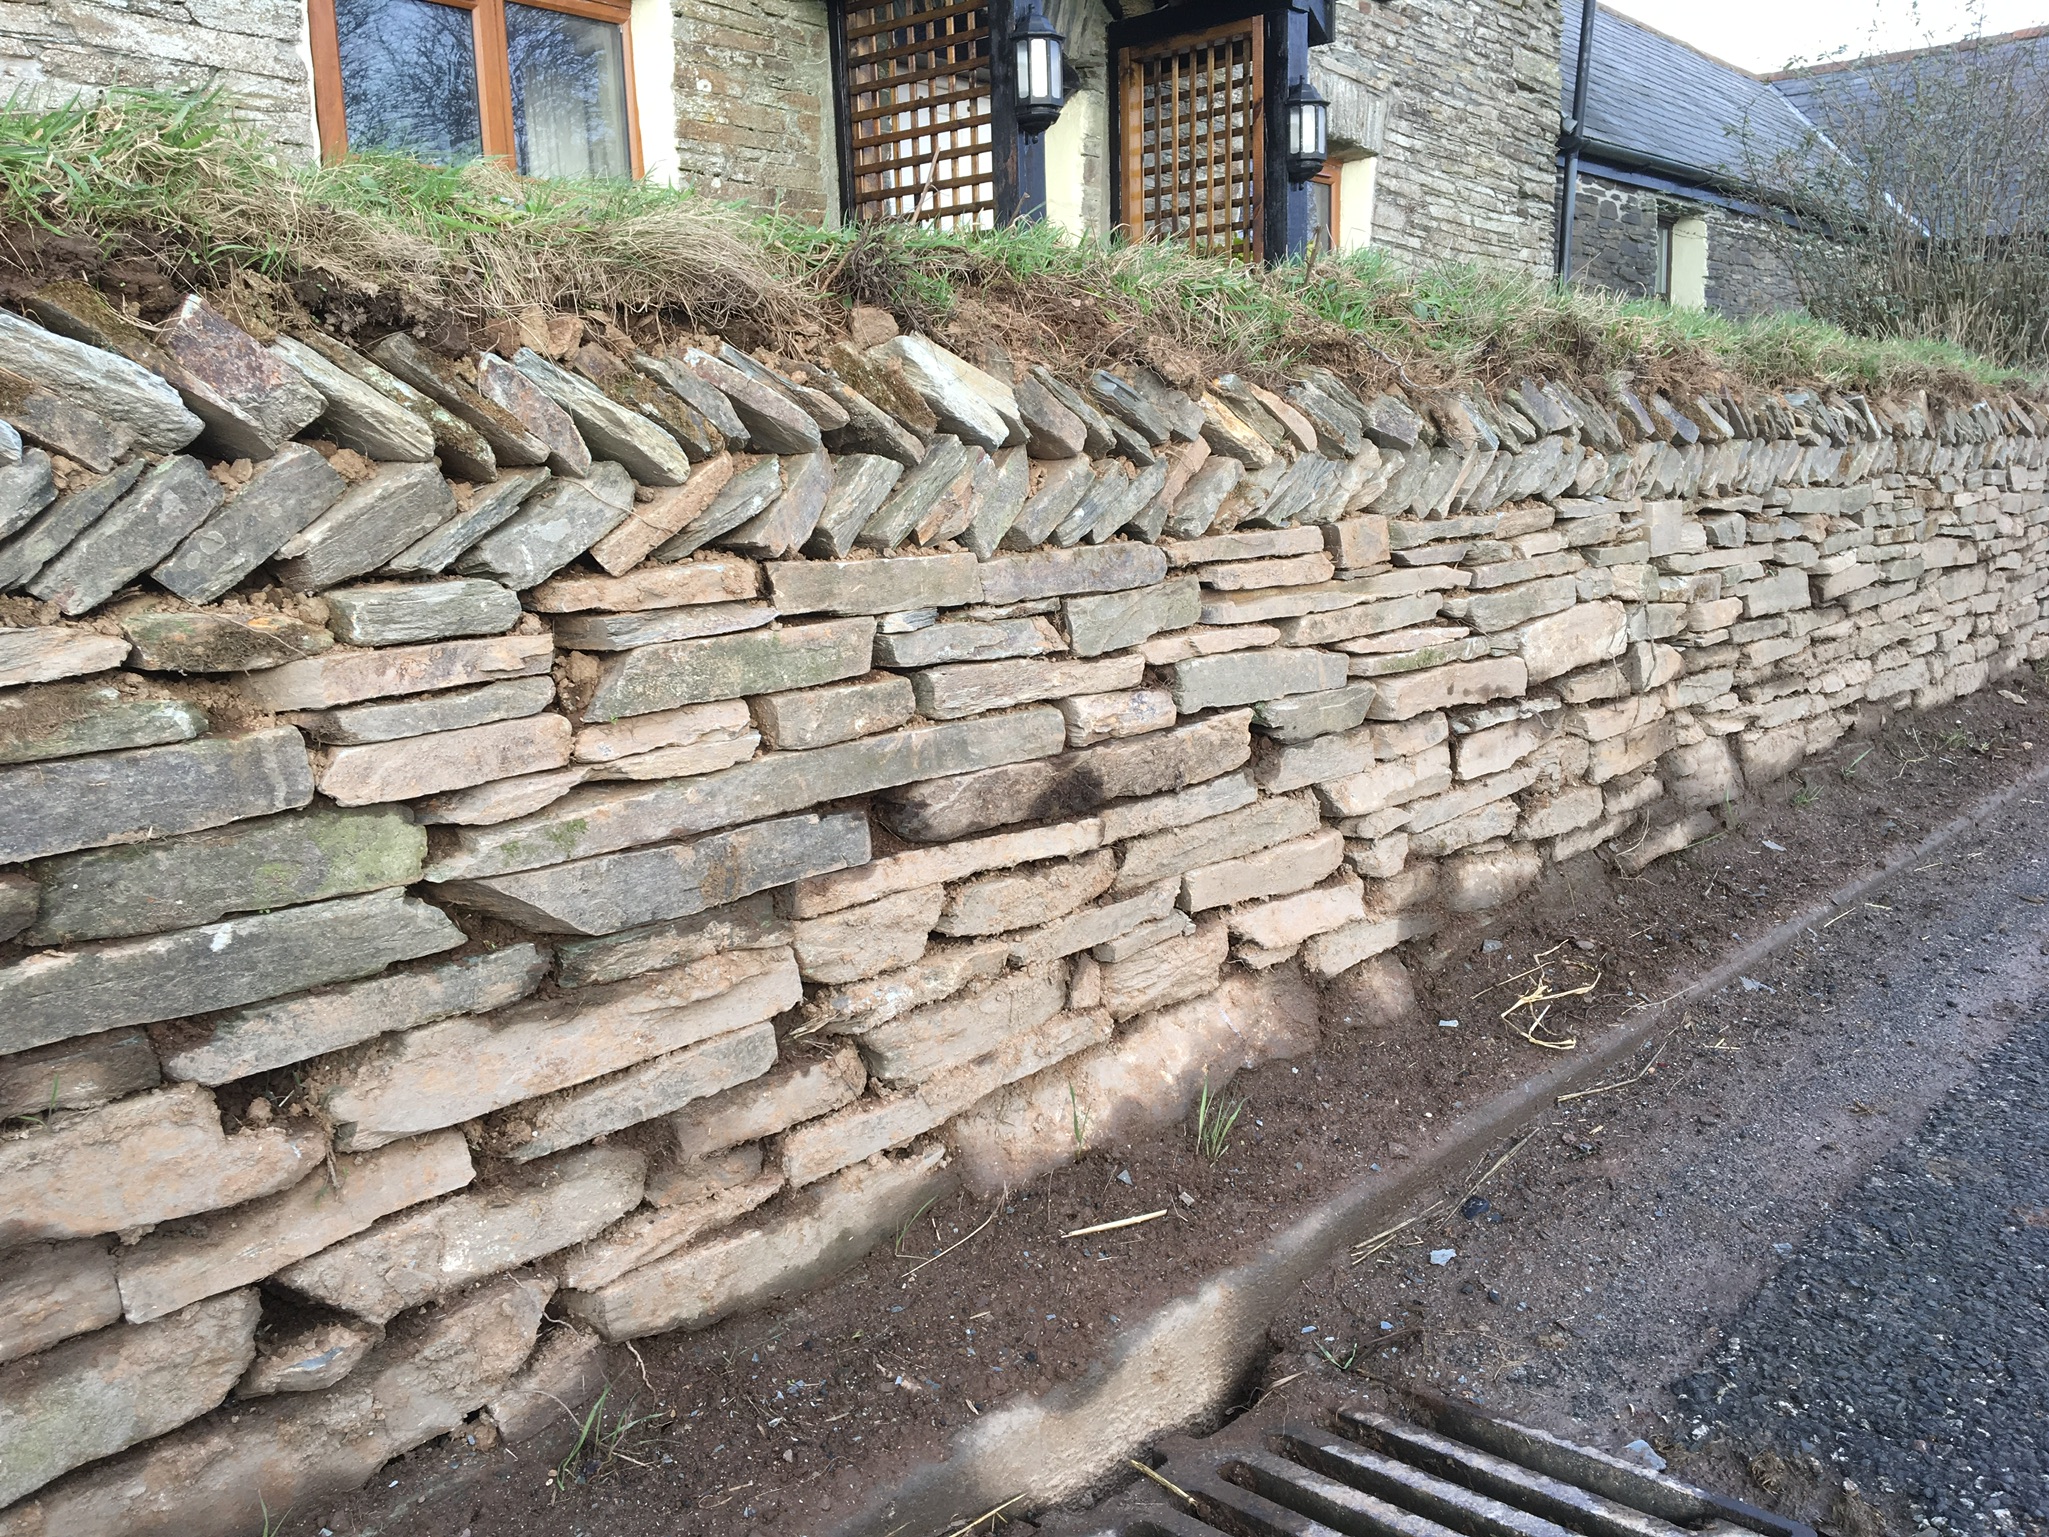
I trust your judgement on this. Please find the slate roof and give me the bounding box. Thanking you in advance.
[1560,5,1825,192]
[1769,27,2049,147]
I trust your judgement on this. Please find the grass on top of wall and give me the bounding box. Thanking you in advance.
[0,86,2033,408]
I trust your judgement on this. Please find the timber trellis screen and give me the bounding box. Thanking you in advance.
[843,0,998,230]
[1118,17,1266,258]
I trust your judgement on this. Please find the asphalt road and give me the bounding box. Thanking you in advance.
[1680,1008,2049,1534]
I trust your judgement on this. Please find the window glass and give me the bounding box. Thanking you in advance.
[506,4,632,178]
[334,0,483,164]
[1309,171,1335,256]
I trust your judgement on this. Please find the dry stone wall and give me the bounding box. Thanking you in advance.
[1,282,2046,1534]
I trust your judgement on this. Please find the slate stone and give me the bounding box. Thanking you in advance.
[857,434,970,552]
[911,653,1144,720]
[717,343,848,431]
[582,616,876,721]
[678,348,822,455]
[978,542,1170,604]
[153,943,549,1084]
[512,349,691,485]
[0,1029,161,1120]
[285,673,554,744]
[1027,364,1116,455]
[1062,575,1201,657]
[301,331,500,480]
[386,466,550,575]
[1361,393,1426,451]
[26,806,424,946]
[1163,455,1244,539]
[872,616,1057,667]
[323,577,520,646]
[0,370,133,472]
[1003,456,1094,550]
[766,551,981,615]
[1252,682,1378,742]
[1164,646,1349,712]
[0,460,143,591]
[1087,370,1172,445]
[152,444,348,603]
[651,455,782,559]
[369,333,552,466]
[0,626,128,687]
[912,443,989,546]
[723,449,832,558]
[749,673,916,750]
[423,707,1068,881]
[587,455,733,574]
[0,414,16,462]
[959,444,1032,559]
[447,463,627,589]
[0,725,313,866]
[156,297,324,460]
[314,713,573,805]
[239,632,555,710]
[269,335,435,461]
[552,891,788,990]
[630,351,747,442]
[411,764,590,826]
[0,871,38,944]
[0,309,202,452]
[29,455,223,615]
[122,609,332,673]
[816,372,927,465]
[475,351,592,476]
[552,601,772,655]
[592,366,725,461]
[0,888,461,1054]
[439,810,870,935]
[272,461,457,591]
[0,683,206,766]
[871,336,1024,449]
[1014,371,1089,458]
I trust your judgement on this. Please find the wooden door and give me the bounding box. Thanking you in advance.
[841,0,997,231]
[1117,17,1265,258]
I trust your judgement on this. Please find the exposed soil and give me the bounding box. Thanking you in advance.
[297,675,2049,1537]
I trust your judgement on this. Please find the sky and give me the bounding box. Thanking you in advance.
[1599,0,2049,72]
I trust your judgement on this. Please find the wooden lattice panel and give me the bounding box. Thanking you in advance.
[843,0,996,230]
[1118,18,1265,258]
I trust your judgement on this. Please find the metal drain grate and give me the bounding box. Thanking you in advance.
[1060,1391,1814,1537]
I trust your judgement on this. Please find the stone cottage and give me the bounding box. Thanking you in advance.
[1556,3,1814,317]
[0,0,1560,268]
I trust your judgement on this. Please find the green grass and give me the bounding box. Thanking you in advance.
[0,86,2034,402]
[1193,1071,1243,1164]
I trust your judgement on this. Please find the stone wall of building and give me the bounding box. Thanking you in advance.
[1319,0,1563,274]
[0,0,318,159]
[0,276,2045,1533]
[671,0,839,225]
[1570,174,1806,320]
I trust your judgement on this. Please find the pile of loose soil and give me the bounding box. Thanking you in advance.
[301,677,2049,1537]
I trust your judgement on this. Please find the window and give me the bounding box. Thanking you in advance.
[309,0,642,176]
[839,0,997,231]
[1654,216,1674,301]
[1117,18,1265,258]
[1308,159,1339,256]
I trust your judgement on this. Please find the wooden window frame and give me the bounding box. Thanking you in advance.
[1115,15,1268,259]
[308,0,644,177]
[1310,157,1338,254]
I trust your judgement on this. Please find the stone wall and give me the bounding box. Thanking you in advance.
[1,277,2046,1534]
[0,0,318,159]
[672,0,839,224]
[1570,173,1806,320]
[1320,0,1563,274]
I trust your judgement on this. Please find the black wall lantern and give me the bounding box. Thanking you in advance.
[1012,0,1067,137]
[1284,78,1329,184]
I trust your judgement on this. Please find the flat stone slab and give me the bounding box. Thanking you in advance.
[978,543,1170,604]
[0,1081,327,1249]
[0,888,463,1054]
[440,810,868,936]
[156,296,325,460]
[554,892,788,990]
[313,713,573,805]
[789,817,1101,917]
[551,599,773,652]
[236,632,554,710]
[324,578,522,645]
[528,555,759,613]
[285,673,555,744]
[0,628,130,688]
[911,653,1144,721]
[589,455,737,573]
[385,467,550,576]
[0,309,202,453]
[307,948,799,1150]
[24,805,424,945]
[114,1129,474,1324]
[0,460,143,592]
[0,725,313,865]
[271,462,457,592]
[121,609,333,673]
[153,942,548,1085]
[512,349,692,485]
[0,1240,123,1368]
[454,461,634,589]
[478,1019,777,1162]
[425,707,1068,881]
[766,553,981,615]
[872,616,1060,668]
[581,616,876,721]
[0,1287,260,1508]
[855,965,1066,1085]
[369,332,552,466]
[478,351,593,475]
[572,698,752,763]
[668,1040,865,1157]
[937,848,1116,937]
[270,334,435,461]
[273,1146,644,1322]
[1164,646,1349,712]
[29,455,223,615]
[1063,576,1201,657]
[749,673,915,750]
[0,1029,161,1120]
[152,444,348,603]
